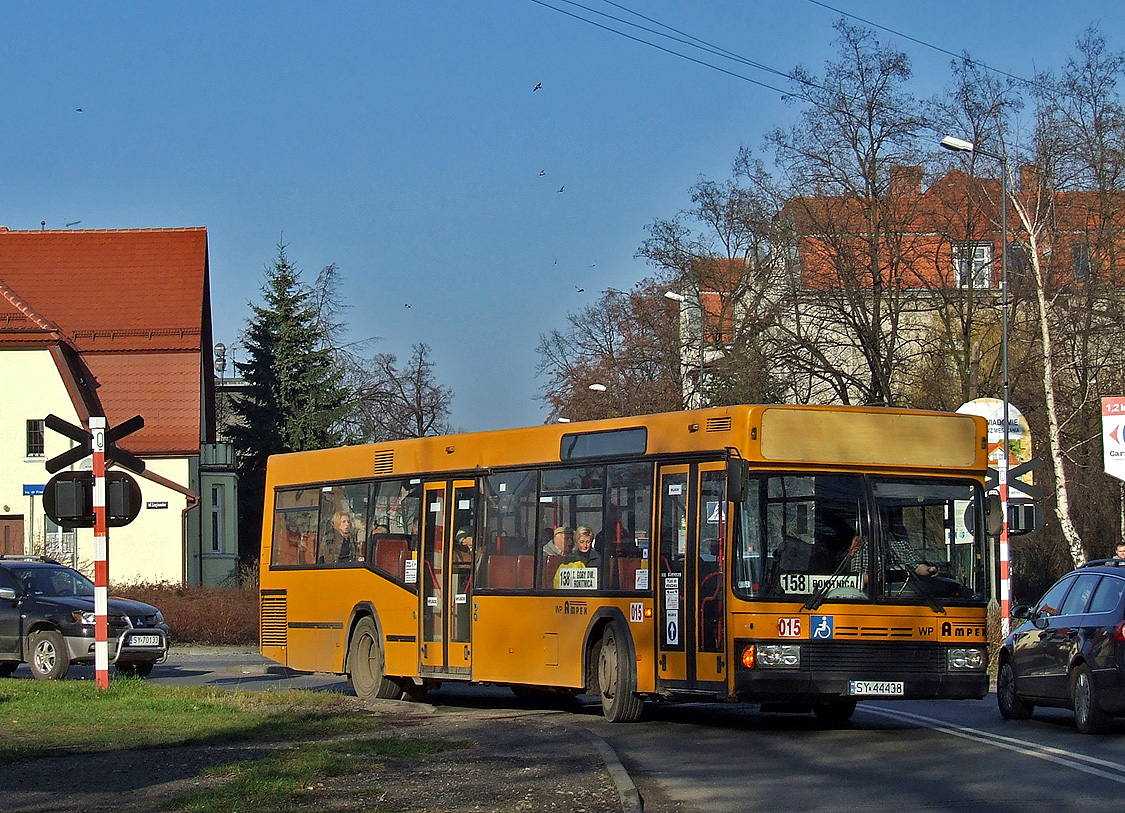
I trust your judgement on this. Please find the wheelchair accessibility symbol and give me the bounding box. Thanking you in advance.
[811,615,834,639]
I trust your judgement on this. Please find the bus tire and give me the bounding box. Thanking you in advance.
[597,622,643,723]
[348,617,403,701]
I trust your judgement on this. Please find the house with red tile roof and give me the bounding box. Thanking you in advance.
[0,227,237,586]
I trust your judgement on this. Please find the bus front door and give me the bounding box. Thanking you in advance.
[420,480,477,676]
[656,462,728,692]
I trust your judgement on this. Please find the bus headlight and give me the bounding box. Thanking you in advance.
[756,644,801,668]
[947,647,986,671]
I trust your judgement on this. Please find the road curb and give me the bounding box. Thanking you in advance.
[577,726,643,813]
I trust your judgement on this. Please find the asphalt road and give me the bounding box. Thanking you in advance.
[24,649,1125,812]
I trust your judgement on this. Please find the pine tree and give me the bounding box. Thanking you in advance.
[229,244,350,559]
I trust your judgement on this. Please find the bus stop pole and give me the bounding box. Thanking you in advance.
[91,417,109,689]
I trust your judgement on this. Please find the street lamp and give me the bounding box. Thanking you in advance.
[664,290,705,409]
[941,134,1013,633]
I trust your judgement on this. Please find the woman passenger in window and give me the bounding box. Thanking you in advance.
[573,526,601,568]
[320,510,355,562]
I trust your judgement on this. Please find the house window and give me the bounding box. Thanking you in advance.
[211,484,224,553]
[1072,242,1091,284]
[954,243,992,289]
[26,419,45,458]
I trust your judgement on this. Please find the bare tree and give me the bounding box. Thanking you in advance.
[350,344,453,441]
[536,278,683,421]
[945,29,1125,570]
[767,21,932,407]
[638,158,789,406]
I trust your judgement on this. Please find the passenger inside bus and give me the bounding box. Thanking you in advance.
[572,526,601,568]
[319,510,355,563]
[543,527,573,557]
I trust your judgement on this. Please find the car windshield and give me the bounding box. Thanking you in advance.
[10,565,95,598]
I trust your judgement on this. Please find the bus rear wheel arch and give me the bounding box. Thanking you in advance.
[347,616,403,701]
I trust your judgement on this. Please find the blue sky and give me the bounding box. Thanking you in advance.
[2,1,1121,431]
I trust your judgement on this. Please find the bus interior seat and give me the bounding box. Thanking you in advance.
[517,555,535,589]
[615,557,644,590]
[275,529,301,565]
[374,536,411,580]
[299,532,318,566]
[543,555,564,588]
[487,555,518,589]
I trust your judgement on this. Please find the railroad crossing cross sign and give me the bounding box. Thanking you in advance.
[45,413,146,474]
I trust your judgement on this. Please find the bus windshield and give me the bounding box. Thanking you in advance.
[732,474,987,605]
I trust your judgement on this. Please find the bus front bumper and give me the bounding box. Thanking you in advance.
[732,639,990,702]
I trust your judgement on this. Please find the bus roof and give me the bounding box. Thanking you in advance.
[264,405,987,487]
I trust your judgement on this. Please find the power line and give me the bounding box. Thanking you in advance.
[526,0,803,101]
[805,0,1045,90]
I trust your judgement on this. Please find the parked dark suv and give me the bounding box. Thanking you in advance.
[0,556,169,680]
[997,559,1125,733]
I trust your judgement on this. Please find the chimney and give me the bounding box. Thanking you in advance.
[890,166,923,197]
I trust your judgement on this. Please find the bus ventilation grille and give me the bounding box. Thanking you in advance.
[373,450,394,475]
[260,593,288,647]
[706,417,732,432]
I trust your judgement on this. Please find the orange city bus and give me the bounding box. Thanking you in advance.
[259,404,992,722]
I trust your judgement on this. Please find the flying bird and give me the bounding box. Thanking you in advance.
[575,286,584,293]
[533,82,542,91]
[558,186,565,193]
[404,303,411,309]
[539,170,545,176]
[76,108,83,112]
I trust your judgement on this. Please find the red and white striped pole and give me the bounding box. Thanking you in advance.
[91,416,110,689]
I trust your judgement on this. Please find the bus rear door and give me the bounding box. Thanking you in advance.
[656,462,728,693]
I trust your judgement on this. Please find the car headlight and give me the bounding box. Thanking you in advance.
[71,610,96,625]
[947,647,986,671]
[154,611,165,624]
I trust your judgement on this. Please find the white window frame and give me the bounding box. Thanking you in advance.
[25,419,45,459]
[953,243,992,289]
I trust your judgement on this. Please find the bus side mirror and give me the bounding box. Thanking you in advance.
[727,458,749,502]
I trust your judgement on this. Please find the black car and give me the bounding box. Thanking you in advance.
[997,559,1125,733]
[0,556,170,680]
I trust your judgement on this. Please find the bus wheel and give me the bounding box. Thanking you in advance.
[348,617,403,701]
[597,622,643,723]
[813,698,857,725]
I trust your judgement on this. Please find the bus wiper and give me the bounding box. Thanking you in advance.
[886,543,946,614]
[804,551,855,611]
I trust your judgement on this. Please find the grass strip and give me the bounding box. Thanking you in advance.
[0,679,375,761]
[165,736,462,812]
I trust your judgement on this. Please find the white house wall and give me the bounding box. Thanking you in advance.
[1,347,76,548]
[1,346,207,585]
